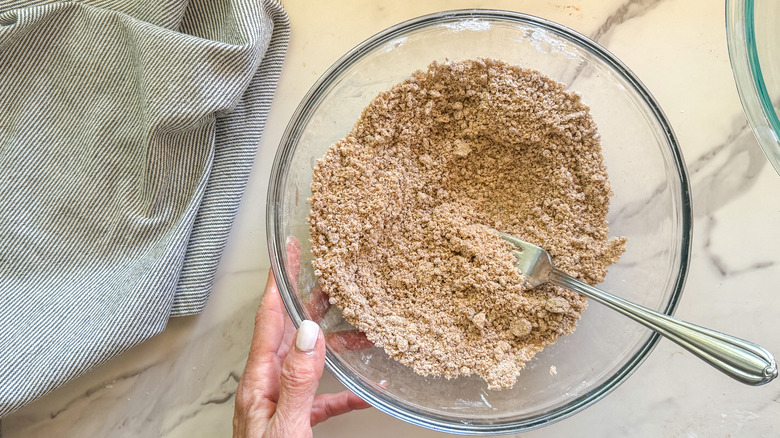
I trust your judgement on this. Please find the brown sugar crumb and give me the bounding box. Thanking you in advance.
[308,58,626,390]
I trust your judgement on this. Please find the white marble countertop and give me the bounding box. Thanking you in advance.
[4,0,780,436]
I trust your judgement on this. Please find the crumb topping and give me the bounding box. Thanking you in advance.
[308,58,626,389]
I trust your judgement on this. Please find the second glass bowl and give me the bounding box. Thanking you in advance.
[727,0,780,174]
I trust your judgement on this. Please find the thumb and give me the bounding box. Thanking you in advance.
[269,320,326,435]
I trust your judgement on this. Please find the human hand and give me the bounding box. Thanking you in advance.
[233,239,372,438]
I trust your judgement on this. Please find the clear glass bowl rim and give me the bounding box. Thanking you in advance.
[267,9,692,435]
[726,0,780,174]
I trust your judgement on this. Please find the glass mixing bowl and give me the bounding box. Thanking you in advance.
[267,10,692,435]
[727,0,780,174]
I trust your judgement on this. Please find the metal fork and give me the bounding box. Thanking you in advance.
[501,233,777,386]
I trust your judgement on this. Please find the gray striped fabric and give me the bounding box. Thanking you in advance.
[0,0,289,417]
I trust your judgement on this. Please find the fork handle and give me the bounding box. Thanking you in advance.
[549,269,777,386]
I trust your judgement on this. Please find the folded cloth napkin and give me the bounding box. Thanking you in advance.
[0,0,289,417]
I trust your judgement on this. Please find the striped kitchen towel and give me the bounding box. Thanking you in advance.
[0,0,289,417]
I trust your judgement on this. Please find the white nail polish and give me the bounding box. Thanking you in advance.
[296,320,319,352]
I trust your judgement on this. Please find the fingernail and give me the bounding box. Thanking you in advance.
[296,320,320,352]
